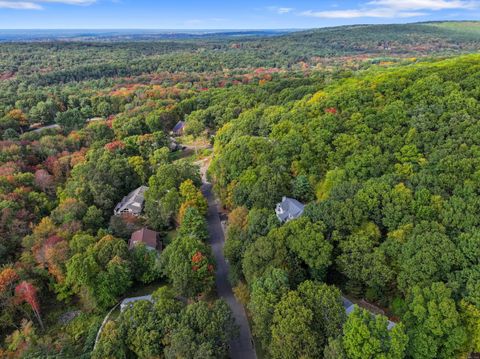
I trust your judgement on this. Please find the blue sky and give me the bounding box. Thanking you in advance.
[0,0,479,29]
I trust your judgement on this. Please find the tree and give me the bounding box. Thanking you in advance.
[397,222,461,292]
[149,147,170,169]
[298,281,346,346]
[248,268,290,348]
[0,268,20,331]
[283,218,333,280]
[64,235,133,309]
[165,300,238,359]
[178,179,207,219]
[343,307,408,359]
[459,300,480,355]
[121,300,164,358]
[145,161,200,230]
[128,156,150,183]
[55,108,85,132]
[92,320,127,359]
[270,291,320,359]
[160,236,214,299]
[292,175,314,202]
[242,229,304,286]
[178,206,208,241]
[15,281,44,330]
[404,282,467,359]
[338,222,393,295]
[131,243,161,284]
[184,117,205,155]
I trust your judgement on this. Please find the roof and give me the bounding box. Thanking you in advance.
[276,197,305,222]
[342,296,396,330]
[129,228,159,250]
[114,186,148,215]
[120,295,153,312]
[173,121,186,133]
[30,124,61,133]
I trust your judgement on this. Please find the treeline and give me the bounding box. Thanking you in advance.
[2,22,480,87]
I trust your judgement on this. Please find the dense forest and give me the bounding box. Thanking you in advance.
[0,21,480,358]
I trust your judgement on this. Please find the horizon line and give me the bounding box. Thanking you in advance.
[0,20,478,31]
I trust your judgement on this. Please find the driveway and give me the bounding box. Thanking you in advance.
[202,180,257,359]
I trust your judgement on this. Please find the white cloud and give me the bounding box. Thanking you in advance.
[301,9,425,18]
[277,7,293,14]
[368,0,477,10]
[0,1,41,8]
[267,6,294,14]
[301,0,478,19]
[0,0,96,9]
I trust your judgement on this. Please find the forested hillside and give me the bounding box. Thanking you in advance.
[208,54,480,358]
[0,22,480,358]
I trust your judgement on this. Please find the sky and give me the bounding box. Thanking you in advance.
[0,0,479,29]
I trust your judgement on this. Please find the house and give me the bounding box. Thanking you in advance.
[275,196,305,222]
[342,296,396,330]
[129,228,161,252]
[172,121,186,136]
[120,295,153,312]
[114,186,148,216]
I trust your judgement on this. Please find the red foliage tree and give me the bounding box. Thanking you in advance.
[15,281,43,329]
[104,140,126,152]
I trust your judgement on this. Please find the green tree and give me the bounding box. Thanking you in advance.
[130,244,161,284]
[298,281,346,346]
[92,320,127,359]
[405,282,467,359]
[343,307,408,359]
[270,291,320,359]
[121,300,164,358]
[160,236,214,299]
[55,108,85,132]
[248,268,290,349]
[178,206,208,242]
[165,300,238,359]
[292,174,315,202]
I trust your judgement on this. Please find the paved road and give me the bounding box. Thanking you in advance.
[202,181,257,359]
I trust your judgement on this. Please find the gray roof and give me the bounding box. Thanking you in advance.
[30,124,61,133]
[120,295,153,312]
[276,197,305,222]
[114,186,148,216]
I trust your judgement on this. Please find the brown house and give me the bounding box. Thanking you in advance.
[129,228,161,252]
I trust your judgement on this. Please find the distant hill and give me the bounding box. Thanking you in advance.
[247,21,480,58]
[1,21,479,87]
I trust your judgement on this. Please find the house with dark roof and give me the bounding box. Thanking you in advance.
[114,186,148,216]
[172,121,186,136]
[275,196,305,222]
[129,228,161,252]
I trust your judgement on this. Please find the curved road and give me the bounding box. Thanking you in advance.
[201,179,257,359]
